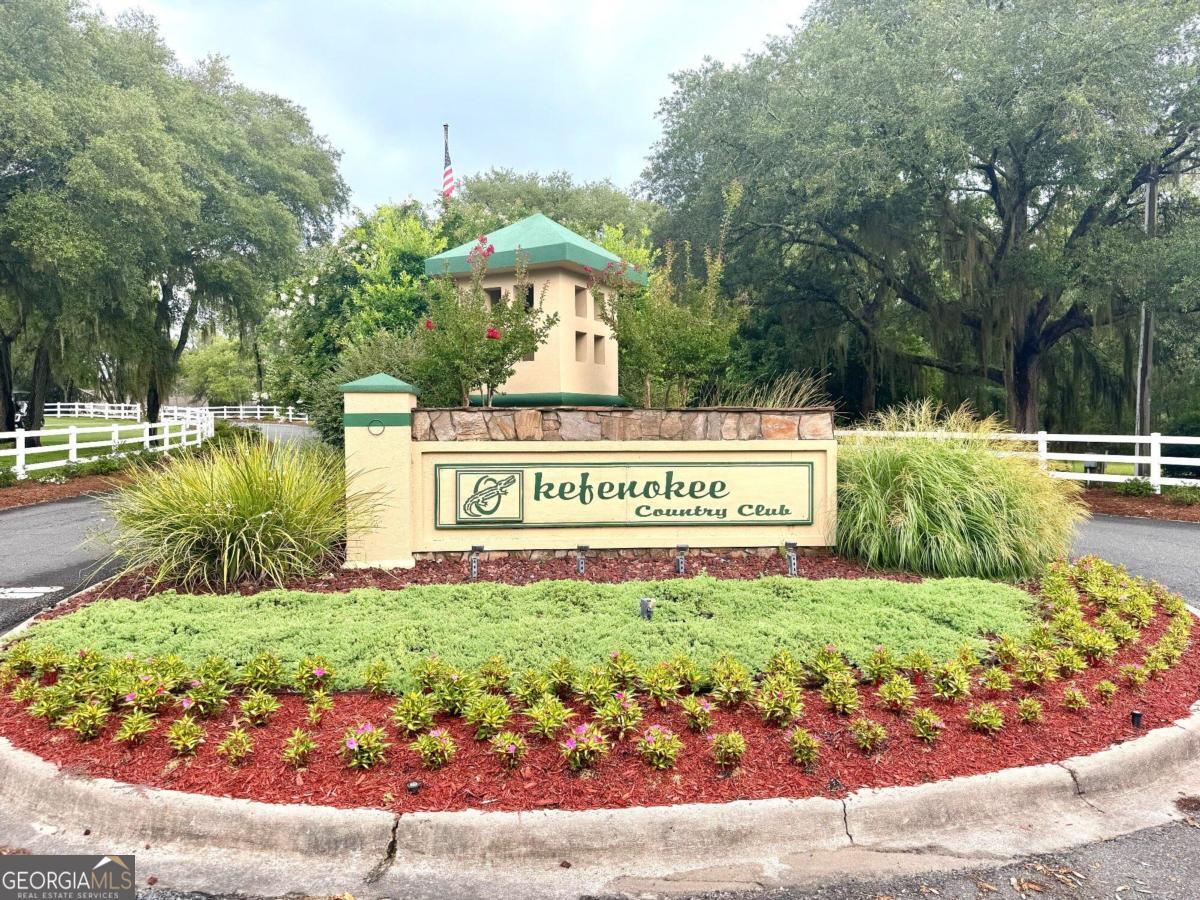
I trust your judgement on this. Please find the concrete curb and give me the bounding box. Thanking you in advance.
[2,701,1198,875]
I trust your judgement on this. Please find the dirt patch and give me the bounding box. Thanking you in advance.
[0,475,129,512]
[1083,488,1200,524]
[2,593,1195,815]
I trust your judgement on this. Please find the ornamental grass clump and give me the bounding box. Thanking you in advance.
[837,401,1086,579]
[104,439,376,590]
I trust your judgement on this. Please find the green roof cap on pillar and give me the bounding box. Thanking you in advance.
[338,372,420,394]
[424,213,648,285]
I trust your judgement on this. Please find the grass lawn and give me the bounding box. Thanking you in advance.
[2,416,184,469]
[19,576,1037,689]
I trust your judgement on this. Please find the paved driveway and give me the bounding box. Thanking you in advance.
[1073,515,1200,603]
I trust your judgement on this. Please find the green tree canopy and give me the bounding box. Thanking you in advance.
[646,0,1200,429]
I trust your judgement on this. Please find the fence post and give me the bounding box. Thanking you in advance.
[111,423,119,455]
[68,426,78,464]
[1150,432,1162,494]
[14,429,25,479]
[1037,431,1048,470]
[142,421,151,451]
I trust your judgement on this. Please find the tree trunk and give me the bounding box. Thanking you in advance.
[1007,345,1041,433]
[26,329,54,446]
[0,334,14,433]
[146,378,161,425]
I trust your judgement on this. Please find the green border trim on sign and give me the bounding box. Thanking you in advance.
[343,412,412,427]
[432,460,815,529]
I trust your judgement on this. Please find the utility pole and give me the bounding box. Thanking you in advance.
[1134,167,1157,476]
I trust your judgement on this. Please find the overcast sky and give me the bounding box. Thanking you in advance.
[91,0,806,214]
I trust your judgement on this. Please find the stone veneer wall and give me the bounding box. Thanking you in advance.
[411,407,835,442]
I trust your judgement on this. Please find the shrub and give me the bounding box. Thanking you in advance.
[594,691,643,739]
[306,689,333,726]
[710,730,748,770]
[340,723,389,769]
[1164,486,1200,506]
[636,725,684,769]
[390,692,437,735]
[295,656,333,698]
[876,674,917,713]
[282,728,317,768]
[966,702,1004,735]
[477,655,512,693]
[1062,686,1090,711]
[360,662,393,696]
[0,466,17,488]
[753,673,804,726]
[113,709,156,745]
[901,648,935,679]
[183,679,230,717]
[837,402,1085,579]
[512,668,551,708]
[561,722,609,771]
[788,726,821,767]
[710,654,752,706]
[1095,680,1118,704]
[980,666,1013,694]
[525,695,575,739]
[464,693,511,740]
[765,648,805,683]
[166,714,205,754]
[849,717,887,752]
[679,695,714,732]
[806,644,850,685]
[605,649,640,687]
[1017,697,1044,724]
[668,653,705,693]
[62,701,108,740]
[931,662,971,701]
[546,657,577,697]
[820,672,861,715]
[240,688,281,726]
[573,667,617,709]
[1115,477,1154,497]
[640,663,682,708]
[489,730,527,769]
[433,671,481,716]
[910,707,944,743]
[216,726,253,764]
[242,651,285,691]
[103,439,376,589]
[861,646,898,683]
[411,728,456,768]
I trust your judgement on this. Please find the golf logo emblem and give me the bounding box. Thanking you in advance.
[457,470,523,523]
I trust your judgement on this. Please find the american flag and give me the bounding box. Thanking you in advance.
[442,123,455,198]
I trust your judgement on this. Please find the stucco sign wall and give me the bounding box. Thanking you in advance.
[339,374,837,569]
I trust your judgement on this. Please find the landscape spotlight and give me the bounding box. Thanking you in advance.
[576,545,589,576]
[785,541,798,577]
[470,545,484,581]
[676,545,688,575]
[1131,710,1143,730]
[406,780,421,795]
[639,597,655,621]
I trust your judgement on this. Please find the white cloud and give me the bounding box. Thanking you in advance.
[87,0,808,208]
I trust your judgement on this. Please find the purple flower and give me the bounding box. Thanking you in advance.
[125,692,137,702]
[180,697,194,709]
[574,724,586,735]
[190,679,201,687]
[314,667,326,678]
[345,738,358,750]
[564,738,577,750]
[610,651,619,659]
[140,675,152,682]
[506,743,517,754]
[358,723,374,733]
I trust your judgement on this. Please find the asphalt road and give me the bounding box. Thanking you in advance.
[0,422,315,635]
[1071,514,1199,603]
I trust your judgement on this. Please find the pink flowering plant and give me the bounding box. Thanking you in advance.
[410,727,456,769]
[635,725,684,770]
[183,678,230,717]
[340,722,389,769]
[594,691,644,739]
[296,656,333,697]
[752,673,804,726]
[561,722,610,771]
[489,730,527,769]
[679,694,714,732]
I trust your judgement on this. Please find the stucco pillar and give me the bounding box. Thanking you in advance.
[340,373,419,569]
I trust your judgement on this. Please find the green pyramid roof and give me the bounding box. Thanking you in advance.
[425,213,648,284]
[338,372,419,394]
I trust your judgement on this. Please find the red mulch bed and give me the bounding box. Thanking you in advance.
[66,553,919,609]
[2,606,1194,814]
[0,474,128,511]
[1083,488,1200,524]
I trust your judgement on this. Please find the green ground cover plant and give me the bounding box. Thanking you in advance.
[16,575,1036,690]
[838,402,1087,580]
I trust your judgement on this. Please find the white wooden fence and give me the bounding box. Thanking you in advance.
[837,429,1200,492]
[163,404,308,423]
[2,407,215,479]
[43,401,308,424]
